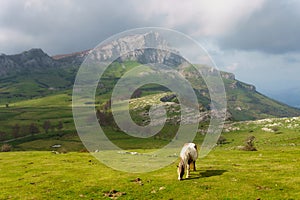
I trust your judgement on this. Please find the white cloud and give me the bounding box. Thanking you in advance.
[225,62,239,72]
[131,0,265,36]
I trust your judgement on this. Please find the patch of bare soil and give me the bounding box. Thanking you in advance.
[103,189,126,199]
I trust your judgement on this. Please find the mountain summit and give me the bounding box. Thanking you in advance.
[79,31,185,67]
[0,48,60,76]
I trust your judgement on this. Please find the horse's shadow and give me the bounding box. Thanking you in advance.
[182,169,227,180]
[199,169,227,177]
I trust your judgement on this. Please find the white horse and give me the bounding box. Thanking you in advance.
[177,143,198,180]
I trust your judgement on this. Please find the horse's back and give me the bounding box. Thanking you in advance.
[180,143,198,160]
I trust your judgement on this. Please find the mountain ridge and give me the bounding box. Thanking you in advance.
[0,32,299,121]
[0,48,60,76]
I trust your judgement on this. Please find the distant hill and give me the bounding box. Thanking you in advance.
[0,49,79,102]
[0,32,300,121]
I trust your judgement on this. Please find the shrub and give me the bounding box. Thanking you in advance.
[271,126,279,132]
[57,121,64,130]
[217,135,227,145]
[79,148,89,153]
[43,120,51,133]
[58,147,68,154]
[29,123,40,135]
[1,144,12,152]
[0,131,7,141]
[241,136,257,151]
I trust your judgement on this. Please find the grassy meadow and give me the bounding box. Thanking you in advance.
[0,140,299,199]
[1,115,300,199]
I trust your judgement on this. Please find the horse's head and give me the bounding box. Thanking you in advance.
[177,159,185,180]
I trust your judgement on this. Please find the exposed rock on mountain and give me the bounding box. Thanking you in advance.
[87,32,186,67]
[0,48,59,76]
[0,48,92,77]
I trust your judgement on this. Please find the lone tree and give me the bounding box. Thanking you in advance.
[132,89,142,99]
[96,109,108,126]
[103,99,111,111]
[43,120,51,133]
[29,123,39,136]
[57,121,63,131]
[0,131,7,141]
[12,124,21,138]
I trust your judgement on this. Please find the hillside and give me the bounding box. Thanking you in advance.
[0,47,300,120]
[0,31,300,146]
[0,49,78,103]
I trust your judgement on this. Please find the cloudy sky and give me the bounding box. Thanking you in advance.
[1,0,300,106]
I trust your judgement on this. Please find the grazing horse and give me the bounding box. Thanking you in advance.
[177,143,198,180]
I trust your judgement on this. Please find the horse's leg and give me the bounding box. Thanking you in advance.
[186,164,190,178]
[193,161,196,171]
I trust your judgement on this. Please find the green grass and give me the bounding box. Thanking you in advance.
[0,144,299,199]
[1,117,300,199]
[9,131,83,151]
[10,93,72,107]
[0,92,74,141]
[0,68,75,104]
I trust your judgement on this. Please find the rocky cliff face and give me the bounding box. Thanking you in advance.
[88,32,186,67]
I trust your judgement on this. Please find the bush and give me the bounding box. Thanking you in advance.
[58,147,68,154]
[1,144,12,152]
[79,148,89,153]
[271,126,279,132]
[241,136,257,151]
[217,135,227,145]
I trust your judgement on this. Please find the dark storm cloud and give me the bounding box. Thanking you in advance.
[218,0,300,54]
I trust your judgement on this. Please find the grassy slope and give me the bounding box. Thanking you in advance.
[2,60,300,121]
[0,92,181,151]
[1,88,300,151]
[0,88,84,150]
[223,78,300,120]
[0,67,76,104]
